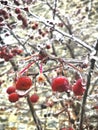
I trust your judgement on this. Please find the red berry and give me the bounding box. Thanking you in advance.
[58,22,64,28]
[16,76,32,90]
[32,23,38,30]
[32,25,37,30]
[1,10,7,15]
[68,128,73,130]
[3,14,9,19]
[11,48,23,55]
[5,33,9,37]
[46,44,51,49]
[8,52,14,59]
[0,9,3,15]
[35,23,38,27]
[38,29,42,35]
[8,92,19,102]
[60,127,73,130]
[72,79,85,96]
[16,49,23,55]
[4,55,10,61]
[17,14,24,20]
[24,7,29,12]
[46,101,54,108]
[22,19,28,28]
[15,8,21,14]
[60,128,67,130]
[30,93,39,103]
[0,17,4,22]
[6,86,16,94]
[0,23,5,26]
[51,76,70,92]
[30,35,34,39]
[41,32,46,37]
[92,105,98,109]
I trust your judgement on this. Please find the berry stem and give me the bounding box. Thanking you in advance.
[39,63,43,73]
[19,61,35,75]
[27,95,42,130]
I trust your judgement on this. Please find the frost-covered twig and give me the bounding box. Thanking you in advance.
[3,26,28,53]
[27,95,42,130]
[53,0,58,20]
[46,1,75,58]
[79,40,98,130]
[28,9,94,52]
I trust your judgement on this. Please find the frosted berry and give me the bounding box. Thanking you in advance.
[6,86,16,94]
[15,8,21,14]
[32,23,38,30]
[72,79,85,96]
[16,76,32,90]
[1,10,7,15]
[58,22,64,28]
[51,76,70,92]
[60,127,73,130]
[92,105,98,109]
[60,128,67,130]
[22,19,28,28]
[3,14,9,19]
[46,44,51,49]
[68,128,74,130]
[0,17,4,22]
[30,93,39,103]
[46,101,54,108]
[11,48,23,55]
[17,14,24,20]
[24,7,29,12]
[8,92,19,102]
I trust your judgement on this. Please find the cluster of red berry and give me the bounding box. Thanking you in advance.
[72,78,85,96]
[6,76,39,103]
[15,8,28,28]
[60,127,73,130]
[0,9,9,23]
[38,28,48,37]
[51,76,70,92]
[51,76,85,96]
[0,46,23,61]
[31,22,39,30]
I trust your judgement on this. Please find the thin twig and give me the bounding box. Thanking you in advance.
[46,2,75,58]
[28,9,94,52]
[4,26,28,53]
[88,0,93,18]
[27,95,42,130]
[53,0,57,20]
[79,40,98,130]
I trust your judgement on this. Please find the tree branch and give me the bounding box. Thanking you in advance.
[27,95,42,130]
[79,40,98,130]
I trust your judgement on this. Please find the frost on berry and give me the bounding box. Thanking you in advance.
[6,86,16,94]
[8,92,19,103]
[30,93,39,103]
[16,76,32,90]
[72,79,85,96]
[51,76,71,92]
